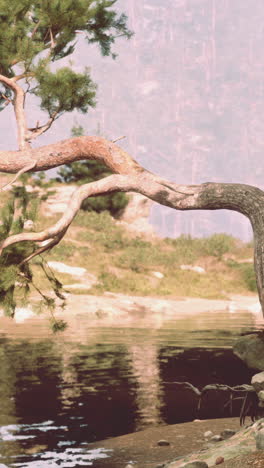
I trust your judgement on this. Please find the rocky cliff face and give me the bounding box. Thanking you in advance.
[77,0,263,240]
[2,0,262,240]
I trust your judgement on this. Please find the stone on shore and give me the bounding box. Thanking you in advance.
[157,440,170,446]
[220,429,236,440]
[164,419,264,467]
[233,334,264,370]
[177,462,208,468]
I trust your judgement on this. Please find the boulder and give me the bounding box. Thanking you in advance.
[258,390,264,405]
[44,185,77,214]
[47,261,87,277]
[251,372,264,393]
[233,334,264,370]
[220,429,236,440]
[180,265,205,274]
[117,192,157,237]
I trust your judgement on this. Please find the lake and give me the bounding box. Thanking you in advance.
[0,301,262,467]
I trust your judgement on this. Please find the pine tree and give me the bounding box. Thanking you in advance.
[0,0,132,327]
[57,125,128,216]
[0,0,132,147]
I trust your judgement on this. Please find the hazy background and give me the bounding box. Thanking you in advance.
[1,0,264,240]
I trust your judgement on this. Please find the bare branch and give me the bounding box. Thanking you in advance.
[1,93,12,104]
[1,161,37,191]
[31,20,41,39]
[19,233,65,266]
[112,136,126,143]
[28,112,59,141]
[0,74,31,150]
[12,73,34,83]
[0,174,140,256]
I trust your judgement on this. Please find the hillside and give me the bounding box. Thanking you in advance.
[29,185,257,300]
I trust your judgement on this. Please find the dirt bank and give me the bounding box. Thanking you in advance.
[87,417,243,468]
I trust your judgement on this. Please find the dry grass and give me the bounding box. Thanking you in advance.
[31,209,256,298]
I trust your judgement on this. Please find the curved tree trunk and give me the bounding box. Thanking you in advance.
[0,136,263,317]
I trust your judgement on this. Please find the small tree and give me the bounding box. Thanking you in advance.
[0,1,264,319]
[57,125,128,216]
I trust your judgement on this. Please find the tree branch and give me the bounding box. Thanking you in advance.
[0,135,263,313]
[1,161,37,191]
[27,111,60,141]
[0,75,31,150]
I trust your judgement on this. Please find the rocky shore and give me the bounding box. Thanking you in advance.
[87,417,263,468]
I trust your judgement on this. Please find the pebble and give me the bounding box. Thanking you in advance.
[178,461,209,468]
[215,456,225,465]
[204,431,213,439]
[210,435,223,442]
[157,439,170,446]
[220,429,236,440]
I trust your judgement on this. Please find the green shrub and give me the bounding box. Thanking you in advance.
[226,259,257,292]
[204,233,236,258]
[241,264,257,291]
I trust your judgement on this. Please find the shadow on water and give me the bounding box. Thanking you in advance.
[0,308,262,466]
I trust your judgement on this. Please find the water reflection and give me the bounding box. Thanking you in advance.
[0,308,262,466]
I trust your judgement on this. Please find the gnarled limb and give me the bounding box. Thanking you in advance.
[0,135,264,315]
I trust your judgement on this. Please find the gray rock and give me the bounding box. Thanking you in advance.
[233,334,264,370]
[210,435,223,442]
[258,391,264,408]
[177,462,208,468]
[255,428,264,450]
[252,372,264,392]
[157,439,170,446]
[203,431,213,439]
[220,429,236,440]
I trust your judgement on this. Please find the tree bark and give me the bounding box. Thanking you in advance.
[0,135,263,316]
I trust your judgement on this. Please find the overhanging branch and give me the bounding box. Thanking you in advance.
[0,134,264,314]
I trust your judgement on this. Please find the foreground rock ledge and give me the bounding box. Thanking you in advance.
[164,419,264,467]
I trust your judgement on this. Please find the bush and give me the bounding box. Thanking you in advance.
[227,260,257,292]
[240,264,257,291]
[204,233,236,258]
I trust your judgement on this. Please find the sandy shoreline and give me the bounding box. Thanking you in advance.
[0,291,263,329]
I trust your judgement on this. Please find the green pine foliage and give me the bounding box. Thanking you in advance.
[34,66,97,116]
[0,0,132,326]
[57,125,129,216]
[0,0,132,115]
[0,182,67,328]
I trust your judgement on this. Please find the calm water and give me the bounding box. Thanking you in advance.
[0,307,262,467]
